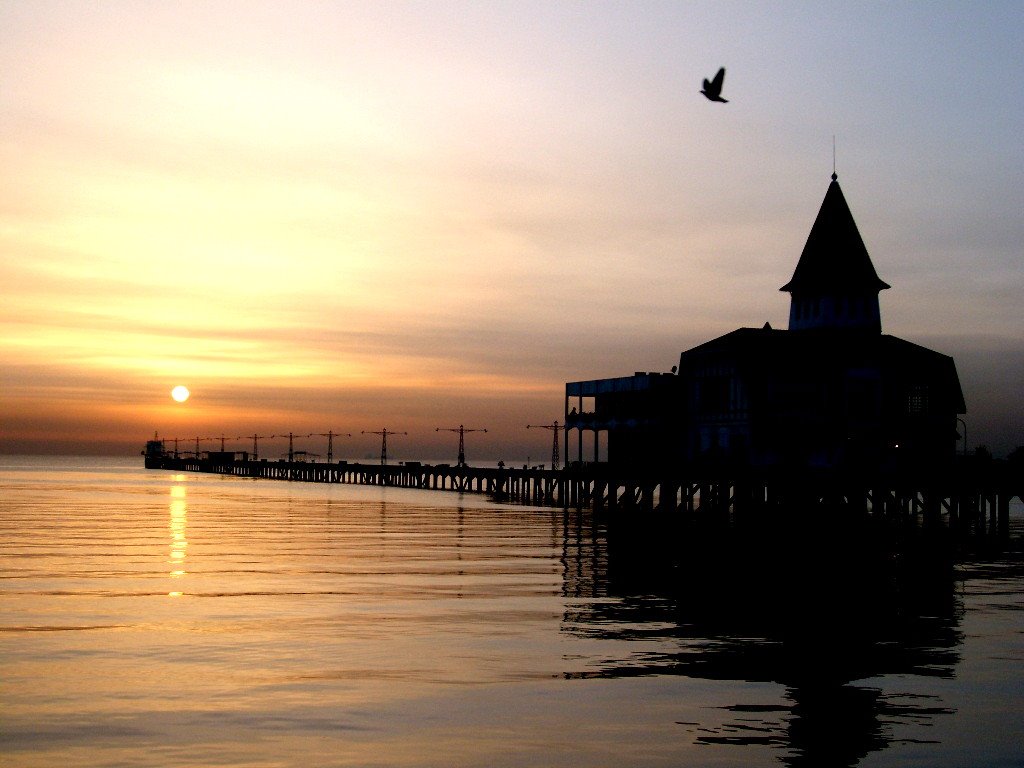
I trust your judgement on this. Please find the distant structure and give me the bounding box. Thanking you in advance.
[565,173,966,472]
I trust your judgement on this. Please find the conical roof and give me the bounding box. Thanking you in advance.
[780,174,890,294]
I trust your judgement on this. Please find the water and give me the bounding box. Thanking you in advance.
[2,456,1022,767]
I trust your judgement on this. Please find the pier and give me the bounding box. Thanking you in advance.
[144,450,1020,545]
[145,452,565,507]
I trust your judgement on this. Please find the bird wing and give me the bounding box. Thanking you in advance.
[710,67,725,91]
[702,78,711,91]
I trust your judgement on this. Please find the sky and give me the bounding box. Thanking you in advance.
[2,1,1022,461]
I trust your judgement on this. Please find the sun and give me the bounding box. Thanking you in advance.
[170,385,190,403]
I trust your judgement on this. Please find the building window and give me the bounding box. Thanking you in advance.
[907,385,929,415]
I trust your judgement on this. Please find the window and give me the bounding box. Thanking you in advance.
[907,385,929,415]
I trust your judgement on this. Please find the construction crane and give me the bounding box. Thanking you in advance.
[239,434,276,461]
[435,425,487,466]
[361,429,407,465]
[192,436,216,459]
[167,437,185,459]
[282,432,306,462]
[308,431,352,463]
[526,421,564,470]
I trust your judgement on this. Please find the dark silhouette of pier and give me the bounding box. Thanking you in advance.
[142,445,1019,547]
[144,448,564,504]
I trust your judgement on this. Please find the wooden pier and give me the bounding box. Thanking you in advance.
[144,452,1020,543]
[145,454,566,506]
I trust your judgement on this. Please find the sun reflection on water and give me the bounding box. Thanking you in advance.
[168,483,187,595]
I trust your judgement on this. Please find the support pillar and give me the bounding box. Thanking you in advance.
[998,494,1011,539]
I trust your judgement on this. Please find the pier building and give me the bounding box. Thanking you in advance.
[565,173,966,472]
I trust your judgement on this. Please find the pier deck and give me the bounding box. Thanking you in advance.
[146,455,565,506]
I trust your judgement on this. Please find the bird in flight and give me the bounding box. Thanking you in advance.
[701,67,728,102]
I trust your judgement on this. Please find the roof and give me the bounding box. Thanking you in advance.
[780,175,891,295]
[566,371,676,397]
[678,326,966,413]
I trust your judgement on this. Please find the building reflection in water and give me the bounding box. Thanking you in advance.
[168,478,188,595]
[558,509,962,767]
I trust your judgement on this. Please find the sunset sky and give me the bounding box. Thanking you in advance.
[2,1,1022,460]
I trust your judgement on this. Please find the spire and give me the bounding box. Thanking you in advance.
[781,175,889,333]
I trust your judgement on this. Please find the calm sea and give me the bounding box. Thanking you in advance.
[2,456,1022,768]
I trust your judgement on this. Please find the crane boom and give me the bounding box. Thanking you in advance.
[238,434,276,461]
[308,431,352,462]
[435,425,487,466]
[192,436,216,459]
[361,429,407,465]
[526,421,563,470]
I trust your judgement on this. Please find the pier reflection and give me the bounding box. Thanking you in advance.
[558,510,962,767]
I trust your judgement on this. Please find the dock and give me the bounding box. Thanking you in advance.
[143,450,1019,544]
[145,453,565,506]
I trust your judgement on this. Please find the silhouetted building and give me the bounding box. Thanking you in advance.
[565,174,966,471]
[565,372,681,471]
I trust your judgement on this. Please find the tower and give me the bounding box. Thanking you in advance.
[780,174,890,333]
